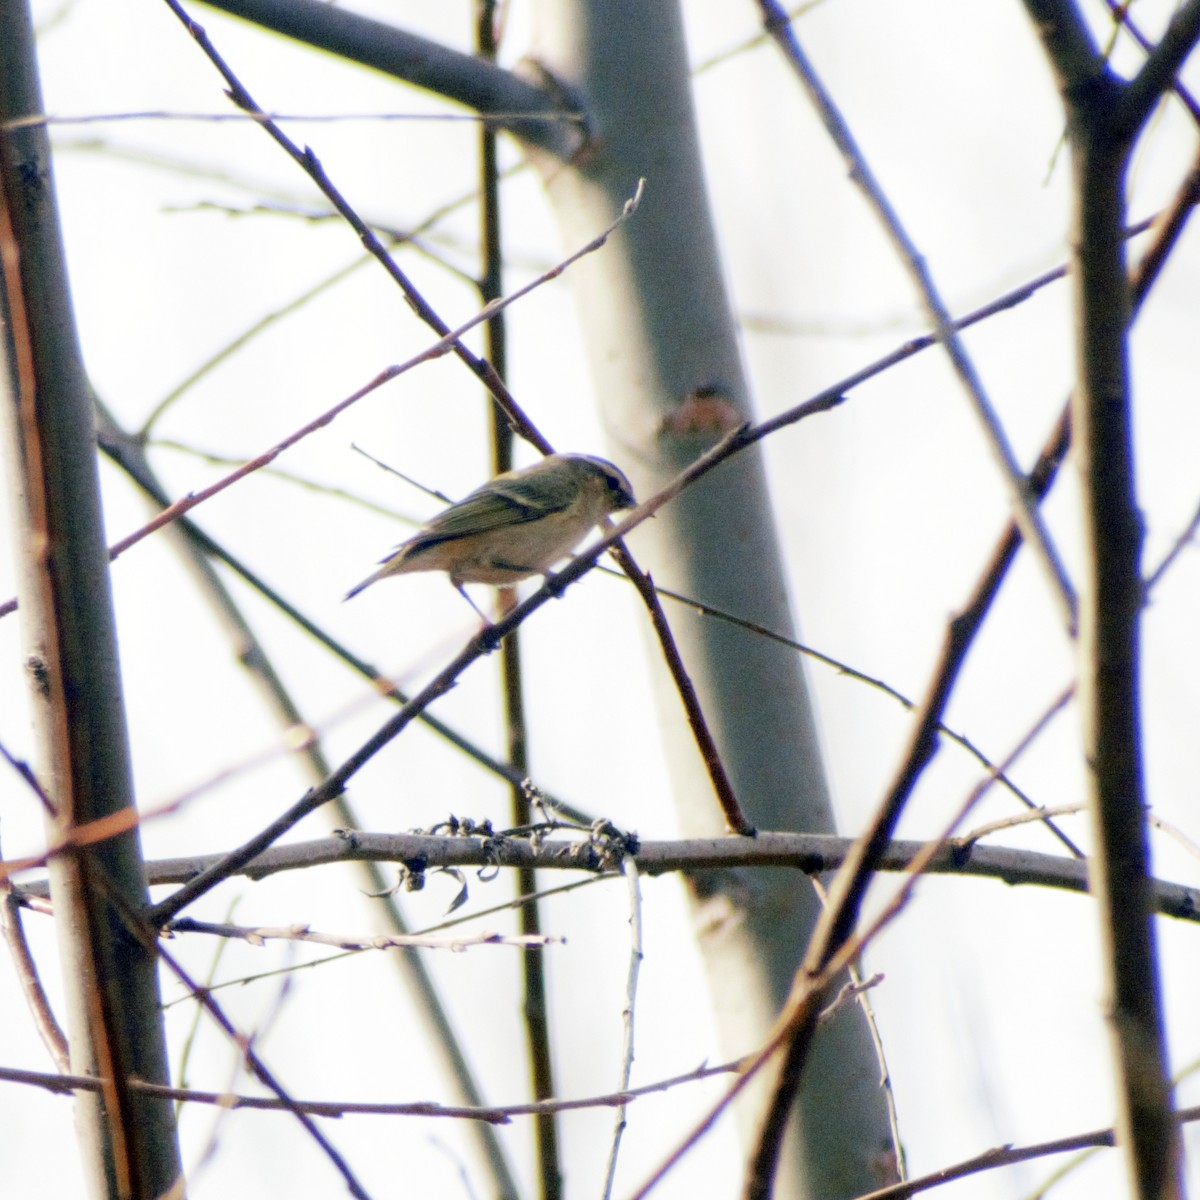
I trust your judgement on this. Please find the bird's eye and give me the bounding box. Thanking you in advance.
[606,474,634,504]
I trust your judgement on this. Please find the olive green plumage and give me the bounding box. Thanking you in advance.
[346,453,636,614]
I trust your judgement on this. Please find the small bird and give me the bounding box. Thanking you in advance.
[345,453,637,619]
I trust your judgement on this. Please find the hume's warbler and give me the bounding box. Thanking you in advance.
[345,453,637,618]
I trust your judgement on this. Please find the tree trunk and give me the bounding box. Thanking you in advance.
[527,3,897,1194]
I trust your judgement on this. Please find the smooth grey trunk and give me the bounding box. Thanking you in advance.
[528,3,895,1194]
[0,2,184,1195]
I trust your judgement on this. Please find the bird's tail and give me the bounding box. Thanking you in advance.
[344,566,386,601]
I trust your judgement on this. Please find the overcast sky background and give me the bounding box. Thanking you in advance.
[2,1,1199,1196]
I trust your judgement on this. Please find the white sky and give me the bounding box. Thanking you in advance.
[2,1,1199,1197]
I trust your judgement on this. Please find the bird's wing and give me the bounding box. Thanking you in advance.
[491,472,579,515]
[408,478,561,547]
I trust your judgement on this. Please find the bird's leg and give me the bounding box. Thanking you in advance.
[455,582,493,626]
[455,583,504,652]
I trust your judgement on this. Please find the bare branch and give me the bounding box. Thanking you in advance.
[195,0,583,156]
[757,0,1079,635]
[167,917,563,952]
[601,858,644,1199]
[1119,0,1200,134]
[1021,1,1187,1192]
[19,830,1197,924]
[0,1056,747,1122]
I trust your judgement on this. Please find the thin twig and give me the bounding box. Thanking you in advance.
[3,107,573,131]
[168,916,562,952]
[154,439,420,520]
[853,1099,1200,1200]
[175,876,610,1000]
[0,880,69,1071]
[138,166,500,437]
[470,14,564,1183]
[955,799,1084,849]
[602,858,644,1200]
[1148,814,1200,867]
[0,737,56,815]
[0,1055,748,1121]
[1144,492,1200,594]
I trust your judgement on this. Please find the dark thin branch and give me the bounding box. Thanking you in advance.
[474,6,561,1194]
[612,557,752,834]
[0,1056,746,1122]
[854,1104,1200,1200]
[1119,0,1200,134]
[162,0,554,455]
[757,0,1078,634]
[1103,0,1200,122]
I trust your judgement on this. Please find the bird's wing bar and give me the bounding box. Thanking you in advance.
[403,481,562,550]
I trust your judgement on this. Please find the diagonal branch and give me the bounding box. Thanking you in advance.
[162,0,554,453]
[757,0,1079,635]
[196,0,583,157]
[1119,0,1200,133]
